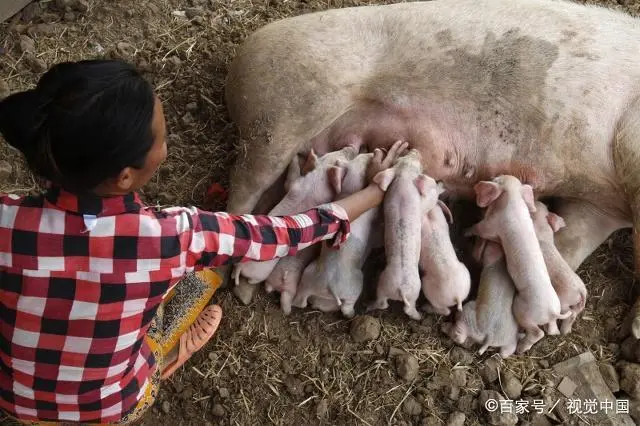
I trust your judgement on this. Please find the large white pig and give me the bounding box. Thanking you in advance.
[368,149,444,320]
[465,175,571,353]
[531,201,588,335]
[223,0,637,329]
[420,200,471,315]
[292,153,378,318]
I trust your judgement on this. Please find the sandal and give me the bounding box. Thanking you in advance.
[161,304,223,380]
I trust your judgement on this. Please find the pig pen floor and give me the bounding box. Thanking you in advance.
[1,0,640,425]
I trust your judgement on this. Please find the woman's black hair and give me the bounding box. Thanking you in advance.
[0,59,156,193]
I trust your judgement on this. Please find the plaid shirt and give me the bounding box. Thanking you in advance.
[0,186,350,423]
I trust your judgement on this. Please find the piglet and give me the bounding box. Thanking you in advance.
[264,244,321,315]
[442,238,520,357]
[531,201,587,335]
[367,149,444,320]
[420,200,471,315]
[232,146,358,287]
[464,175,571,353]
[293,153,378,318]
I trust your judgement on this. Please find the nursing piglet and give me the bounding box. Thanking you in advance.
[442,239,520,358]
[420,201,471,315]
[531,201,587,335]
[465,175,571,353]
[232,146,358,287]
[293,153,378,318]
[368,149,443,320]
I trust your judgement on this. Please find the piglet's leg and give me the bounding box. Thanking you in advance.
[499,342,517,358]
[545,320,560,336]
[516,325,544,354]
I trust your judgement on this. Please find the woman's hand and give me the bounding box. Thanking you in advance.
[366,140,409,184]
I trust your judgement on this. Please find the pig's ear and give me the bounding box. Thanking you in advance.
[373,168,396,191]
[474,181,502,208]
[327,165,346,194]
[414,174,430,196]
[546,212,566,233]
[301,149,319,176]
[520,184,537,213]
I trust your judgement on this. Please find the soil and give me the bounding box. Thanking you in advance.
[2,0,640,425]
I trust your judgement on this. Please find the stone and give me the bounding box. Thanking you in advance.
[502,371,522,400]
[451,369,467,388]
[538,360,549,369]
[185,7,205,18]
[556,376,577,397]
[283,375,304,397]
[72,0,90,13]
[449,347,473,365]
[479,358,500,384]
[0,81,10,100]
[19,35,35,53]
[478,390,517,425]
[619,361,640,400]
[186,102,198,112]
[211,403,225,417]
[116,42,135,57]
[25,54,47,73]
[396,354,419,382]
[315,399,329,419]
[161,401,171,414]
[552,351,596,374]
[218,387,229,399]
[599,363,620,393]
[446,411,465,426]
[402,396,422,416]
[350,315,381,343]
[168,55,182,66]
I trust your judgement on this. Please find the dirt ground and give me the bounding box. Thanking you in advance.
[2,0,640,425]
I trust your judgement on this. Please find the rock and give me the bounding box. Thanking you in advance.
[21,3,41,22]
[538,360,549,369]
[599,363,620,393]
[480,358,500,384]
[556,376,577,398]
[211,403,225,417]
[375,344,384,355]
[182,112,194,126]
[0,81,10,100]
[63,12,76,21]
[350,315,381,343]
[19,35,35,53]
[116,42,135,57]
[449,347,473,365]
[283,375,304,397]
[186,102,198,112]
[621,337,640,362]
[630,399,640,424]
[448,385,460,401]
[451,369,467,388]
[478,390,517,425]
[619,361,640,400]
[72,0,89,13]
[396,354,419,382]
[25,54,47,73]
[446,411,465,426]
[315,399,329,419]
[168,55,182,66]
[402,396,422,416]
[552,351,596,374]
[161,401,171,414]
[185,7,205,18]
[218,387,230,399]
[457,394,476,412]
[502,371,522,400]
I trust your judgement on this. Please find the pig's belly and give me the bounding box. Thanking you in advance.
[309,99,616,204]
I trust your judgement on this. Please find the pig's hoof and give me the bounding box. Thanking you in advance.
[232,281,257,305]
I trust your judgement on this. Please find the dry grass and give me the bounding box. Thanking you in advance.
[2,0,640,425]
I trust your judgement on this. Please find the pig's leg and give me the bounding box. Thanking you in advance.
[423,302,451,316]
[516,325,544,354]
[545,320,560,336]
[367,297,389,312]
[560,312,578,335]
[499,342,517,358]
[552,199,629,271]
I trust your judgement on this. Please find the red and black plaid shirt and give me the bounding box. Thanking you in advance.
[0,186,350,423]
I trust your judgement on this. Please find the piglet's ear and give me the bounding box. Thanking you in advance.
[301,149,319,176]
[520,184,536,213]
[414,174,430,196]
[327,166,346,194]
[474,181,502,208]
[373,168,396,192]
[546,212,566,233]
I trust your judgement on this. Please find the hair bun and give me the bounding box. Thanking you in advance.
[0,89,47,156]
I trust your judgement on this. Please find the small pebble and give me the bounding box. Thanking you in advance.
[211,403,225,417]
[502,371,523,399]
[396,353,419,382]
[116,42,135,57]
[538,359,550,369]
[402,396,422,416]
[186,102,198,112]
[479,358,500,384]
[161,401,171,414]
[72,0,90,13]
[182,112,194,126]
[63,12,76,21]
[25,54,47,73]
[446,411,466,426]
[350,315,381,343]
[168,55,182,66]
[449,347,473,365]
[19,35,35,54]
[218,387,230,399]
[185,7,205,18]
[0,80,10,100]
[316,399,329,419]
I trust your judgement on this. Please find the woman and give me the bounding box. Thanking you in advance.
[0,59,405,424]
